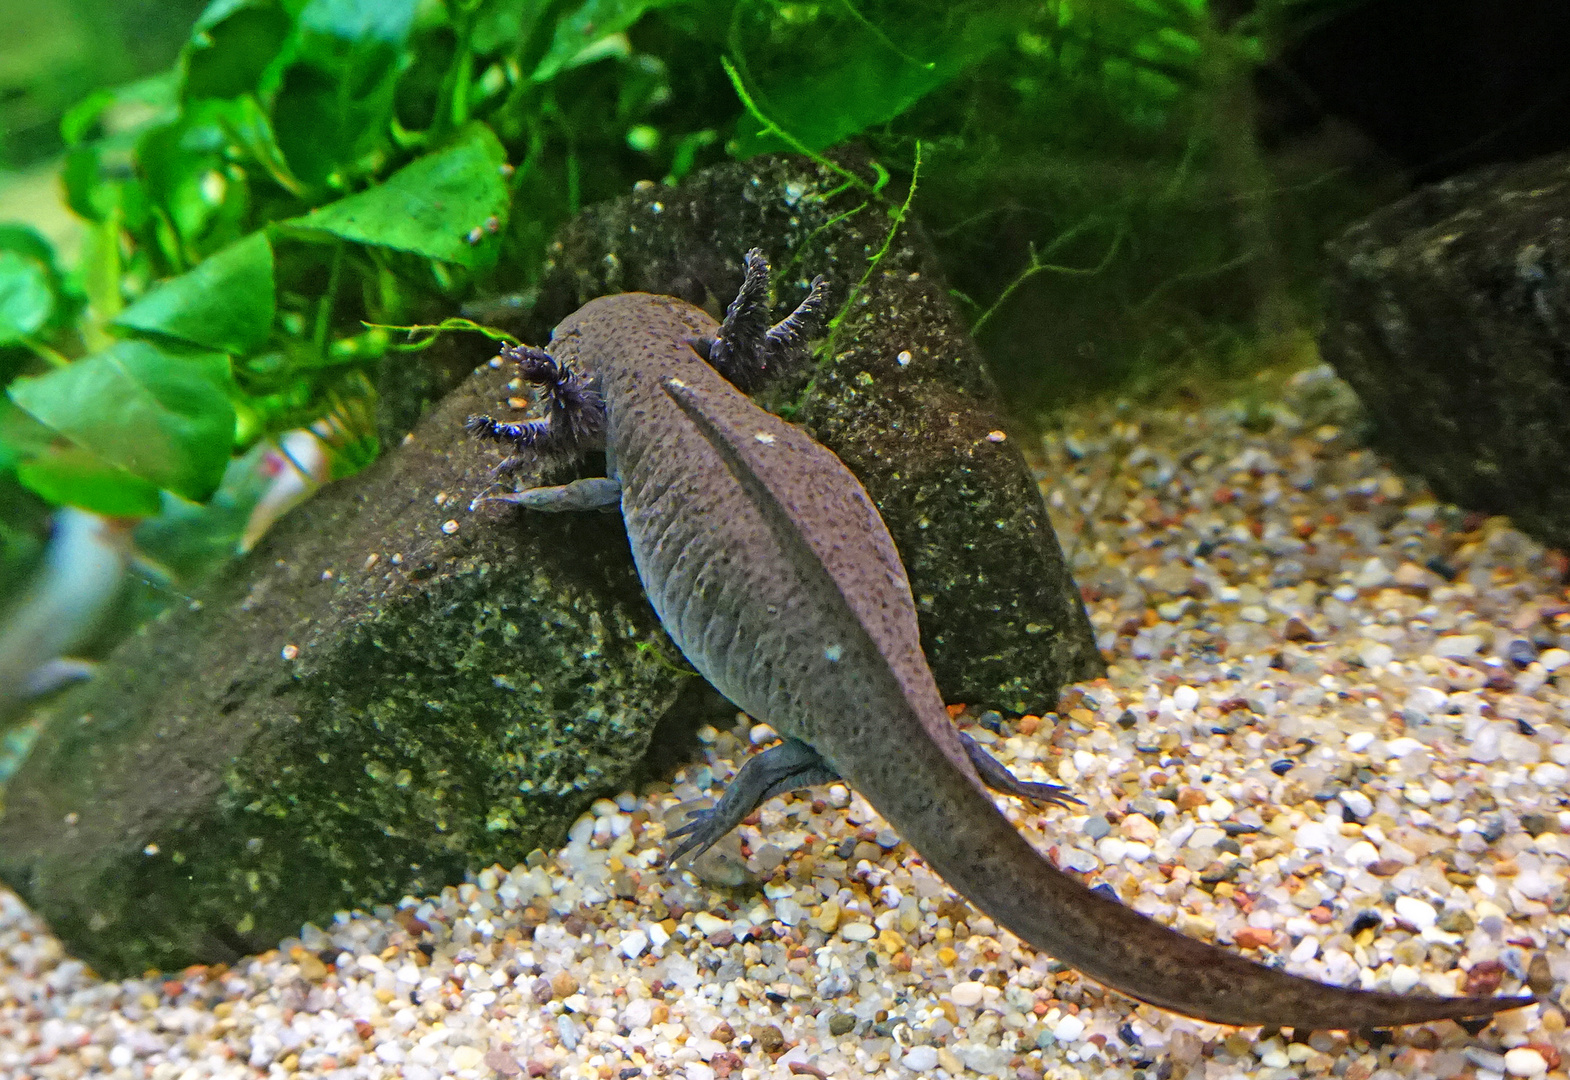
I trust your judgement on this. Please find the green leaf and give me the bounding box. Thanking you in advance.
[0,253,55,346]
[214,95,309,197]
[61,73,179,147]
[729,8,1015,158]
[16,447,164,518]
[287,123,509,268]
[183,0,293,102]
[297,0,419,45]
[533,0,677,83]
[137,102,253,254]
[115,232,275,354]
[8,341,236,502]
[272,0,420,184]
[0,225,58,269]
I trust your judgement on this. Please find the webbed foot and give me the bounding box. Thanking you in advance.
[959,729,1081,808]
[667,738,839,864]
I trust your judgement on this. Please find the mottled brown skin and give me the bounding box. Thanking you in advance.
[522,290,1532,1029]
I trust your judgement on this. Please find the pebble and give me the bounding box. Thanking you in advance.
[1,362,1561,1080]
[949,980,987,1007]
[1052,1013,1085,1042]
[1434,633,1484,657]
[1504,1047,1548,1077]
[1393,896,1438,931]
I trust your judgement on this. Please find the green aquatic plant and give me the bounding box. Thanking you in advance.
[0,0,1377,588]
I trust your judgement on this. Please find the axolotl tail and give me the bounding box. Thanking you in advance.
[849,731,1534,1029]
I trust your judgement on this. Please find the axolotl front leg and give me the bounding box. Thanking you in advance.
[479,470,623,512]
[465,342,622,511]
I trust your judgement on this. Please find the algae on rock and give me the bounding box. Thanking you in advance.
[0,360,690,977]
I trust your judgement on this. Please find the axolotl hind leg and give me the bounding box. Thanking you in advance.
[668,729,1078,864]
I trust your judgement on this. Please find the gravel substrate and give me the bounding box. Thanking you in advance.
[4,362,1568,1080]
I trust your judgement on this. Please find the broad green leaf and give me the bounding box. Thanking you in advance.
[214,95,308,197]
[533,0,677,83]
[60,74,179,147]
[0,401,55,473]
[137,102,253,254]
[0,253,54,346]
[16,447,164,518]
[115,232,275,354]
[730,9,1015,158]
[183,0,292,102]
[271,0,419,184]
[8,341,236,502]
[287,124,509,269]
[298,0,419,46]
[475,0,549,55]
[0,225,57,269]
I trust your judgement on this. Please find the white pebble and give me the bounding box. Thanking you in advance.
[108,1045,134,1068]
[1344,840,1380,867]
[1358,641,1394,668]
[1393,896,1436,931]
[1388,965,1420,993]
[1538,647,1570,672]
[840,922,875,942]
[1504,1047,1548,1077]
[1188,827,1224,850]
[1345,730,1376,752]
[1172,685,1200,711]
[1353,557,1392,588]
[1433,633,1482,658]
[620,930,648,958]
[1531,762,1567,787]
[1295,821,1333,852]
[949,980,986,1008]
[693,912,731,935]
[901,1046,939,1071]
[1513,872,1552,901]
[1053,1013,1085,1042]
[1337,790,1373,818]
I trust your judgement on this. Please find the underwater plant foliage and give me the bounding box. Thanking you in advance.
[0,0,1390,595]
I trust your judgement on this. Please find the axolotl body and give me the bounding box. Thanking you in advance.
[465,251,1531,1029]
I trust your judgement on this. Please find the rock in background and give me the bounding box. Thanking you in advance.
[0,154,1101,976]
[1320,151,1570,549]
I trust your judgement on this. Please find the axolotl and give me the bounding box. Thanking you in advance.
[465,250,1532,1029]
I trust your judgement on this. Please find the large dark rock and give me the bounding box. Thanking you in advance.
[1321,152,1570,548]
[520,154,1103,710]
[0,359,698,977]
[0,154,1100,976]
